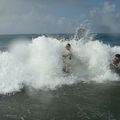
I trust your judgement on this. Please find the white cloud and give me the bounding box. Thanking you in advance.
[0,0,83,34]
[1,0,119,33]
[90,2,120,33]
[0,0,87,34]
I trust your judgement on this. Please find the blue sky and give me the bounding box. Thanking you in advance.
[0,0,120,34]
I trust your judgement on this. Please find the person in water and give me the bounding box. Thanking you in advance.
[62,43,72,73]
[112,54,120,67]
[110,54,120,73]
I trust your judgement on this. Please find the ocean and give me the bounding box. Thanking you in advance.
[0,33,120,120]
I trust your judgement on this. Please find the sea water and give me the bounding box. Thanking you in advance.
[0,33,120,120]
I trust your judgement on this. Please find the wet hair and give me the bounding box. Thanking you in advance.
[115,54,120,58]
[66,43,71,47]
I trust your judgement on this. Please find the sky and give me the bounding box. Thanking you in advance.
[0,0,120,34]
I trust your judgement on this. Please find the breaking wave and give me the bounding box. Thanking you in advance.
[0,30,120,94]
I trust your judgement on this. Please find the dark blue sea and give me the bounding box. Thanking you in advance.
[0,33,120,120]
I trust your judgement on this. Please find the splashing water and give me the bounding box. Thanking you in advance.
[0,30,119,94]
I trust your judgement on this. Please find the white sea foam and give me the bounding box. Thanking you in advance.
[0,34,119,94]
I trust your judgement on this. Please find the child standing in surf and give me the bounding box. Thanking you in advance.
[62,43,72,73]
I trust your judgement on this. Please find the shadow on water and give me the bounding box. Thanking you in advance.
[0,81,120,120]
